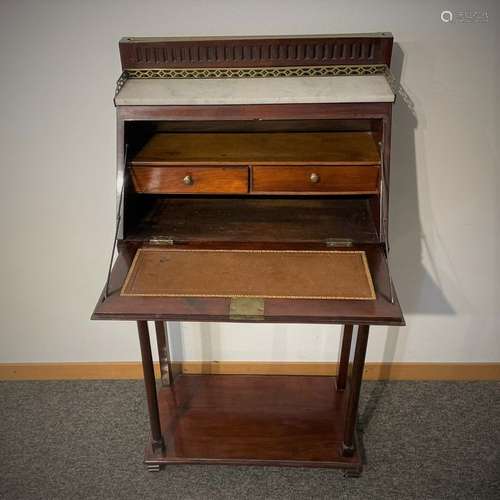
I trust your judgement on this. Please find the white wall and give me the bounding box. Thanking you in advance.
[0,0,498,364]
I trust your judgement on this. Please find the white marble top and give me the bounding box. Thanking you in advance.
[115,75,395,106]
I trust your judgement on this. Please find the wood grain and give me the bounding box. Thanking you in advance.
[145,374,361,470]
[119,33,393,70]
[118,102,392,122]
[130,165,248,194]
[252,165,379,194]
[131,132,380,166]
[125,197,379,244]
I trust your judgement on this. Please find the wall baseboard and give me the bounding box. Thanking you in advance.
[1,361,499,381]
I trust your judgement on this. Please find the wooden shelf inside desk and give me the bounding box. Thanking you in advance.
[126,197,380,244]
[131,131,380,165]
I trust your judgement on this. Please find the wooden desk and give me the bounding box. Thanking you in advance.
[93,33,404,476]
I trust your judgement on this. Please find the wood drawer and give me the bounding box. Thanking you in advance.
[130,166,249,194]
[252,165,379,194]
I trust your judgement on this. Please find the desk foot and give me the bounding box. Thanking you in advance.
[147,464,163,472]
[340,443,355,457]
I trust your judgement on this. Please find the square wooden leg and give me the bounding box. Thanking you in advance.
[341,325,369,457]
[336,324,353,391]
[154,321,177,387]
[137,321,165,455]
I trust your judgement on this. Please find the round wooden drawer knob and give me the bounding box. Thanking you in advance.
[309,172,320,184]
[183,175,194,185]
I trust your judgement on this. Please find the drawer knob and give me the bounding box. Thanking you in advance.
[183,175,193,186]
[309,172,320,184]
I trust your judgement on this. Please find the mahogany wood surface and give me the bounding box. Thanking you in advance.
[131,165,248,194]
[120,33,393,70]
[336,324,354,391]
[154,321,175,387]
[342,325,369,455]
[117,101,392,244]
[131,132,380,165]
[125,197,379,244]
[143,374,361,470]
[137,321,165,452]
[129,131,380,195]
[252,165,379,194]
[149,118,377,134]
[118,102,391,122]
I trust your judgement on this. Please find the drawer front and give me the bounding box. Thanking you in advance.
[252,165,379,194]
[131,166,249,194]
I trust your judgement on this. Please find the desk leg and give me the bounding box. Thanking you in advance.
[137,321,165,454]
[342,325,369,457]
[154,321,175,387]
[336,324,353,391]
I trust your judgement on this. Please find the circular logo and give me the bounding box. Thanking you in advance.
[441,10,453,23]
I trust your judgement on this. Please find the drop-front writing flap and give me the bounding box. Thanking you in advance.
[121,248,375,300]
[92,243,404,325]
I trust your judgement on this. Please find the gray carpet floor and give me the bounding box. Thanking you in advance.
[0,380,499,499]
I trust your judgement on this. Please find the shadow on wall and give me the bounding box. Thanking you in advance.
[389,43,454,317]
[375,43,456,371]
[361,43,457,436]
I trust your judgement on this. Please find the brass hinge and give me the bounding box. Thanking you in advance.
[149,237,174,246]
[325,238,353,248]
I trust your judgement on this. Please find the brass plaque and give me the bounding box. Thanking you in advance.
[229,297,265,321]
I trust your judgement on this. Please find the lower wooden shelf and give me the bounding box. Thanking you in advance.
[144,374,362,472]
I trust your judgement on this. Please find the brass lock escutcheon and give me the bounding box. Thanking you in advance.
[183,175,193,185]
[229,297,265,321]
[309,172,320,183]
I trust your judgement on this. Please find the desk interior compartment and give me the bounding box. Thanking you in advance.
[127,124,381,196]
[93,117,402,325]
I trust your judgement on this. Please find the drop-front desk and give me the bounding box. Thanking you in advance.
[92,33,404,476]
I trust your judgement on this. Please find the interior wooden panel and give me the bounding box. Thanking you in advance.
[125,197,379,243]
[131,165,248,194]
[121,248,375,300]
[131,132,380,165]
[252,165,379,194]
[149,118,377,133]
